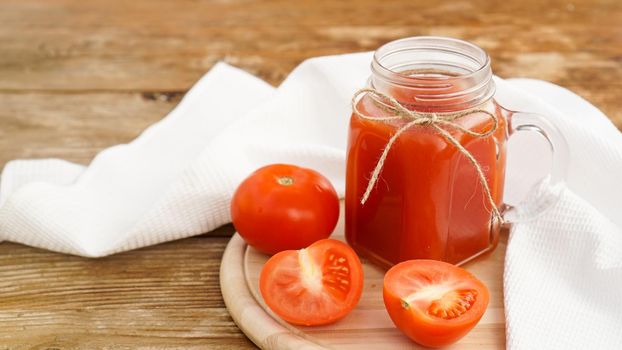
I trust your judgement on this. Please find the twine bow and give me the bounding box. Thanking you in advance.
[351,88,503,223]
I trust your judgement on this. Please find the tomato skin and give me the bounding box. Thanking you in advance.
[260,239,364,326]
[383,260,489,348]
[231,164,340,255]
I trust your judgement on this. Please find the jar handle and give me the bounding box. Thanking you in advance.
[502,111,569,223]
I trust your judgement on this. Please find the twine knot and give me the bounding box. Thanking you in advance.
[426,113,439,125]
[351,88,503,223]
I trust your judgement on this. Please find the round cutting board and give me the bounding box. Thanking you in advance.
[220,206,507,349]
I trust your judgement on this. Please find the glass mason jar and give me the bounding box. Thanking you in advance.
[345,36,568,268]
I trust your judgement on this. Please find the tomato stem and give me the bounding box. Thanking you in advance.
[276,176,294,186]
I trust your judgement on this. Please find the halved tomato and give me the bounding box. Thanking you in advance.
[383,260,489,348]
[259,239,364,326]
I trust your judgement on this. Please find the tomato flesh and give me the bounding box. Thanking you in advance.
[260,239,364,326]
[383,260,489,348]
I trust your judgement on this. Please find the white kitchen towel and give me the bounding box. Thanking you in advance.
[1,52,621,349]
[494,78,622,349]
[0,54,373,256]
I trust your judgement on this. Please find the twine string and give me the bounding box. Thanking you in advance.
[351,88,503,223]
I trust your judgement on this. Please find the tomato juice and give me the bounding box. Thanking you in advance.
[345,72,507,268]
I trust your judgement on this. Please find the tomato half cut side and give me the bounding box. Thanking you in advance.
[259,239,364,326]
[383,260,489,348]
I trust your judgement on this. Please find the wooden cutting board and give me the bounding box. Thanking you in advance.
[220,205,507,349]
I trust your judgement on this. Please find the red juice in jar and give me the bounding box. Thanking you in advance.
[345,37,507,268]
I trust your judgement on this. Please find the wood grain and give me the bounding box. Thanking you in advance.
[0,0,620,348]
[0,92,179,166]
[0,225,256,349]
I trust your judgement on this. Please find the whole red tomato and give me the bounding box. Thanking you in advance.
[231,164,340,255]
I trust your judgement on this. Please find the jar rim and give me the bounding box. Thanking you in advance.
[370,36,495,110]
[372,36,491,83]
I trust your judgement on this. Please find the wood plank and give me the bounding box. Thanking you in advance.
[0,225,256,348]
[0,335,253,350]
[0,91,180,166]
[0,0,620,91]
[1,1,620,126]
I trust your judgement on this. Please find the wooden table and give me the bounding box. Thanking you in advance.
[0,0,620,348]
